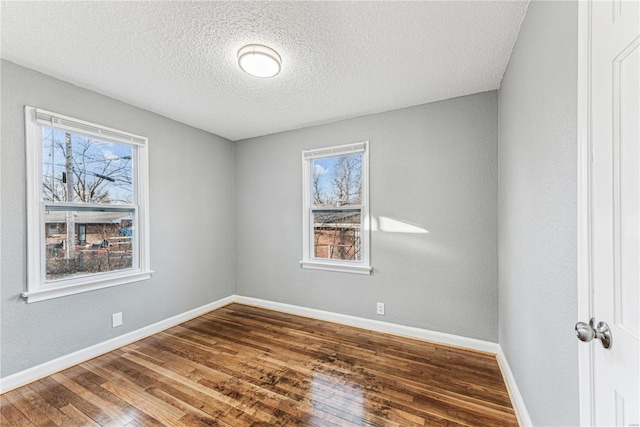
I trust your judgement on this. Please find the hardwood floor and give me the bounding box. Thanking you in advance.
[1,304,518,426]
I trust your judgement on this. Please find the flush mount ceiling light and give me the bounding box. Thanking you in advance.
[237,44,282,78]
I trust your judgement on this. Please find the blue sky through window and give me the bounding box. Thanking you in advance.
[42,127,133,204]
[312,153,362,207]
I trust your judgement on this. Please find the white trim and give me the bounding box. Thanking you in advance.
[361,142,370,267]
[0,295,234,394]
[21,271,153,303]
[25,106,42,299]
[23,106,152,303]
[43,202,138,211]
[137,136,151,279]
[301,141,371,273]
[310,206,362,212]
[34,107,147,146]
[577,2,595,426]
[496,347,534,427]
[299,260,372,275]
[234,296,499,353]
[302,141,366,159]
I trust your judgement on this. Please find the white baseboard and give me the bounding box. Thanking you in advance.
[0,295,234,394]
[1,293,532,427]
[496,347,533,426]
[234,296,500,353]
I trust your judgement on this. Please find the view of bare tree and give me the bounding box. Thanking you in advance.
[331,155,362,206]
[313,168,325,205]
[313,154,362,207]
[43,129,133,204]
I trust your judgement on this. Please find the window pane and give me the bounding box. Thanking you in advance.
[42,126,133,204]
[312,153,362,207]
[313,210,361,261]
[44,206,134,281]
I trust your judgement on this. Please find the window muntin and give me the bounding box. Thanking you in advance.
[301,142,371,274]
[24,106,151,302]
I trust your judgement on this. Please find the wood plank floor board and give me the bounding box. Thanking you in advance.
[270,313,506,398]
[1,393,39,427]
[0,413,16,427]
[106,351,295,427]
[1,391,58,427]
[14,386,78,427]
[1,303,518,426]
[206,310,503,396]
[47,373,134,427]
[56,405,100,427]
[35,377,117,427]
[181,324,496,408]
[127,345,320,424]
[131,334,429,426]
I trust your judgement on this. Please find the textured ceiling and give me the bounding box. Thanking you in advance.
[1,1,528,141]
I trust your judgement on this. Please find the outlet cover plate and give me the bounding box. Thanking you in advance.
[112,312,123,328]
[376,302,385,315]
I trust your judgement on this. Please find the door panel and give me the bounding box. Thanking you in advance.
[590,1,639,425]
[613,37,639,338]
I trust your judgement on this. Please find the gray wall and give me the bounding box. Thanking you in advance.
[235,91,499,342]
[0,60,235,377]
[497,1,579,425]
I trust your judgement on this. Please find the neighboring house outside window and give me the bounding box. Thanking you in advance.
[24,106,151,303]
[300,141,371,274]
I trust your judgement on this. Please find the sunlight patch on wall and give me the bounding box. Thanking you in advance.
[372,216,429,234]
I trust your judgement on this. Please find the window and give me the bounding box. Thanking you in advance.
[24,106,151,303]
[300,141,371,274]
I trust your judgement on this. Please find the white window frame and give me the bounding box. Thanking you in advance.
[23,106,152,303]
[300,141,372,274]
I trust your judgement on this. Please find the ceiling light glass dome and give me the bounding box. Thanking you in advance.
[237,44,282,78]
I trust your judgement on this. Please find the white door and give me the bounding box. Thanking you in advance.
[583,0,640,425]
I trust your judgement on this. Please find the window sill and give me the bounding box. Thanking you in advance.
[21,270,153,303]
[299,260,372,275]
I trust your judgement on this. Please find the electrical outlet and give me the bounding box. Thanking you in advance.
[376,302,385,316]
[112,312,123,328]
